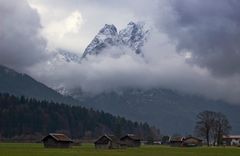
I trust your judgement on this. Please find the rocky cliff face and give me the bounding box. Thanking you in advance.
[55,21,149,62]
[82,22,149,58]
[82,24,119,57]
[119,22,149,54]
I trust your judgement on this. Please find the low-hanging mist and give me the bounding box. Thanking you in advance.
[29,30,240,104]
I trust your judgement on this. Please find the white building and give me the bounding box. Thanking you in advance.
[223,135,240,146]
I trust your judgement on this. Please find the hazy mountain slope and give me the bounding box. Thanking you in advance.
[57,50,82,63]
[0,65,79,105]
[69,88,240,135]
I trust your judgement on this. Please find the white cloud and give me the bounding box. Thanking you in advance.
[42,11,84,52]
[45,11,83,38]
[28,0,139,53]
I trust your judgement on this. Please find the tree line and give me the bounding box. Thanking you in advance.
[0,93,159,140]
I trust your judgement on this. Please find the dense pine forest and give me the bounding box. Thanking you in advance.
[0,93,159,141]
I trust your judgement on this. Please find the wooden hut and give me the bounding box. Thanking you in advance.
[42,133,73,148]
[182,136,202,147]
[120,134,141,147]
[94,134,123,149]
[170,136,202,147]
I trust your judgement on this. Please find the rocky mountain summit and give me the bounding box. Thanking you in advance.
[82,22,149,58]
[56,22,149,62]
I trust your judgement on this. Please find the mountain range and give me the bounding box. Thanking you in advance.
[66,88,240,135]
[82,22,149,58]
[1,22,240,135]
[1,64,239,135]
[56,22,149,61]
[56,22,240,134]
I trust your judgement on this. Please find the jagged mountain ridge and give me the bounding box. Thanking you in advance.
[82,24,119,57]
[55,21,149,62]
[119,22,149,54]
[82,22,149,58]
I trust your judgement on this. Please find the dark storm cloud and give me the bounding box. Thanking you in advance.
[0,0,47,70]
[157,0,240,76]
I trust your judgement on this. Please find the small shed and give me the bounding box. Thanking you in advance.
[169,136,184,147]
[94,134,123,149]
[182,137,202,147]
[120,134,141,147]
[42,133,73,148]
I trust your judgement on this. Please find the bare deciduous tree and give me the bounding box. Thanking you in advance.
[194,111,231,146]
[213,113,231,146]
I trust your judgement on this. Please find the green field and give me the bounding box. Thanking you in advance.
[0,143,240,156]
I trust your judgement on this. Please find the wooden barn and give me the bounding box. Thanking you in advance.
[182,136,202,147]
[169,136,184,147]
[170,136,202,147]
[42,133,73,148]
[120,134,141,147]
[94,134,123,149]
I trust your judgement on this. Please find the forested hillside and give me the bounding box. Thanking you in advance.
[0,93,159,140]
[73,88,240,134]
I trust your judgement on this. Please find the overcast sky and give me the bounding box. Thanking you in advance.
[1,0,240,104]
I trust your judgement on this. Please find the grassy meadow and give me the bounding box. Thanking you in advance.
[0,143,239,156]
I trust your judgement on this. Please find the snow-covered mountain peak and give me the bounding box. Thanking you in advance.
[119,21,149,54]
[99,24,118,36]
[82,24,119,57]
[82,21,149,58]
[126,21,145,28]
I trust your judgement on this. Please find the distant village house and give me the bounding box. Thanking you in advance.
[42,133,73,148]
[223,135,240,146]
[182,136,202,147]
